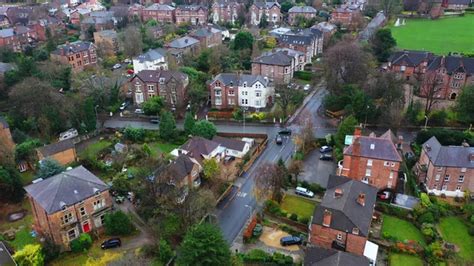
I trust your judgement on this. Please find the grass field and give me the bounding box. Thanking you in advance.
[390,15,474,54]
[280,194,317,220]
[439,217,474,262]
[389,253,424,266]
[382,215,426,246]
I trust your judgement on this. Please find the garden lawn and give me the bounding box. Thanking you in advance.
[80,140,112,159]
[280,194,316,220]
[390,14,474,54]
[8,227,37,250]
[439,217,474,262]
[148,142,179,157]
[382,215,426,247]
[389,253,423,266]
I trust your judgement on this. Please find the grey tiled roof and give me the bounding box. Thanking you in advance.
[212,73,270,87]
[52,41,94,55]
[0,241,15,266]
[447,0,470,4]
[24,166,109,214]
[312,175,377,237]
[181,136,219,156]
[133,70,187,83]
[288,6,317,13]
[167,36,199,49]
[388,50,433,67]
[167,154,200,184]
[423,137,474,168]
[279,33,313,45]
[344,132,402,162]
[212,136,246,152]
[304,246,370,266]
[427,56,474,74]
[176,5,208,11]
[37,139,75,157]
[144,4,175,11]
[134,48,166,63]
[252,50,292,66]
[253,1,280,9]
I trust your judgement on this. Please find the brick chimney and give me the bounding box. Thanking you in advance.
[334,188,343,198]
[322,209,332,227]
[357,193,366,206]
[354,126,362,138]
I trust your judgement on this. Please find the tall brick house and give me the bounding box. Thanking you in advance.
[250,1,281,26]
[50,41,97,72]
[386,50,434,81]
[0,25,38,52]
[175,5,208,25]
[24,166,112,251]
[340,129,403,190]
[190,26,222,49]
[0,116,15,164]
[309,175,377,256]
[330,6,360,27]
[252,50,296,83]
[130,70,189,110]
[279,29,323,63]
[142,4,175,23]
[415,137,474,198]
[212,0,244,24]
[288,6,317,25]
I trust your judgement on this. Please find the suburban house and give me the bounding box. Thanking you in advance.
[24,166,112,250]
[80,11,116,35]
[278,29,323,62]
[128,3,144,20]
[209,73,274,110]
[309,175,377,256]
[0,25,38,52]
[288,6,317,25]
[252,50,295,83]
[304,246,371,266]
[190,26,223,49]
[421,55,474,100]
[274,48,306,71]
[339,129,403,190]
[133,48,168,73]
[130,70,189,110]
[165,154,202,188]
[36,139,77,166]
[313,22,337,39]
[142,4,175,23]
[93,29,119,56]
[250,1,281,25]
[211,0,244,24]
[330,5,360,27]
[172,136,226,164]
[0,116,15,164]
[50,41,97,72]
[212,136,251,158]
[28,16,65,42]
[415,137,474,197]
[175,5,208,25]
[386,50,434,81]
[165,36,200,62]
[445,0,471,10]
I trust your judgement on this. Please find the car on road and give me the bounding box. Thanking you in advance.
[115,195,125,204]
[319,146,333,153]
[377,191,392,200]
[119,102,128,111]
[278,128,292,135]
[304,84,311,91]
[101,238,121,249]
[319,153,333,161]
[295,186,314,198]
[59,128,78,141]
[276,135,283,145]
[149,119,160,124]
[134,109,144,114]
[280,236,302,246]
[112,63,121,70]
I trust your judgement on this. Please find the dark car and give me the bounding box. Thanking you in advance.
[101,238,121,249]
[280,236,302,246]
[319,145,333,153]
[150,119,160,124]
[276,135,283,145]
[377,191,392,200]
[278,128,292,135]
[319,154,333,161]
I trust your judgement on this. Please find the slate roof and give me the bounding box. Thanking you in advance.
[214,0,242,7]
[212,73,270,87]
[447,0,470,4]
[293,27,323,38]
[344,130,402,162]
[275,47,305,57]
[359,11,386,41]
[166,154,200,184]
[52,41,94,55]
[37,139,75,157]
[24,166,109,214]
[312,175,377,237]
[0,241,15,266]
[167,36,199,49]
[133,70,187,83]
[192,27,221,37]
[304,246,370,266]
[388,50,434,66]
[423,137,474,168]
[144,4,175,11]
[427,55,474,74]
[212,136,247,152]
[289,6,317,13]
[253,1,281,9]
[176,5,208,11]
[279,33,313,45]
[252,50,293,66]
[181,136,220,157]
[134,48,166,63]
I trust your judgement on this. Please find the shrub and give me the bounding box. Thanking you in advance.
[417,212,435,224]
[70,233,92,253]
[289,213,298,221]
[265,200,281,214]
[294,71,313,81]
[469,226,474,236]
[243,249,272,262]
[104,211,134,236]
[272,252,293,264]
[375,202,411,220]
[124,127,146,142]
[159,240,173,264]
[298,216,310,224]
[43,239,60,262]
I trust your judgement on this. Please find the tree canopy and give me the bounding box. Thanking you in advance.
[232,32,254,51]
[370,28,397,62]
[0,166,25,202]
[142,96,164,116]
[13,244,44,266]
[35,158,65,179]
[159,111,176,140]
[456,85,474,124]
[184,112,196,135]
[192,120,217,139]
[104,210,134,236]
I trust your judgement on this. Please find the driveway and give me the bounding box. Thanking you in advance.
[115,201,153,250]
[299,149,337,188]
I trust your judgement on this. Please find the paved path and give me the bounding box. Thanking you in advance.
[116,201,153,250]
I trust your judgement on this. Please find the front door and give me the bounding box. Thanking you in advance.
[82,221,90,233]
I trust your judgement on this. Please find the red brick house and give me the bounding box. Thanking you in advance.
[130,70,189,110]
[190,26,222,49]
[50,41,97,72]
[0,26,38,52]
[175,5,208,25]
[212,0,244,24]
[128,3,145,21]
[309,175,377,256]
[142,4,175,23]
[339,129,403,190]
[24,166,112,251]
[164,154,202,188]
[330,6,360,27]
[415,137,474,198]
[288,6,317,25]
[252,50,295,83]
[250,1,281,26]
[386,50,434,81]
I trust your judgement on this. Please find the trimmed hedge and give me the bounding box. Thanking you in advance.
[294,71,313,81]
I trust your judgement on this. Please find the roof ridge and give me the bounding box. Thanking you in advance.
[46,174,67,213]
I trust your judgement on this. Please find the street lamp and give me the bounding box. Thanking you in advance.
[424,115,429,130]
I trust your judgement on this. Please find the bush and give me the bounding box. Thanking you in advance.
[417,211,435,224]
[43,239,60,262]
[70,233,92,253]
[298,216,310,224]
[159,240,173,264]
[124,127,146,142]
[265,200,281,214]
[272,252,293,264]
[243,249,272,262]
[415,128,473,146]
[469,226,474,236]
[289,213,298,221]
[104,211,134,236]
[294,71,313,81]
[375,202,411,219]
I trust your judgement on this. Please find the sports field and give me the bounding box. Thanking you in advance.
[390,14,474,54]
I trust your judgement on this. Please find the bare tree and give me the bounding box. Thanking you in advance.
[312,0,324,9]
[119,26,143,58]
[254,162,284,203]
[420,71,442,115]
[295,110,315,154]
[288,160,304,185]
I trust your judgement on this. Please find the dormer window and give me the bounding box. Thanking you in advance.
[159,78,165,84]
[352,228,359,235]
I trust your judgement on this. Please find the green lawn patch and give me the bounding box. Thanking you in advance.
[9,227,37,250]
[80,140,112,159]
[148,142,179,157]
[389,253,423,266]
[390,14,474,54]
[439,217,474,262]
[382,215,426,246]
[280,194,317,220]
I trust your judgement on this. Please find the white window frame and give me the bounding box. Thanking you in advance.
[435,174,440,181]
[336,233,343,240]
[444,175,450,182]
[365,168,371,177]
[458,175,464,183]
[384,161,390,167]
[367,159,373,166]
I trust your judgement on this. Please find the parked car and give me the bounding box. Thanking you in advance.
[119,102,128,111]
[276,135,283,145]
[149,119,160,124]
[115,195,125,204]
[278,128,292,135]
[224,156,235,164]
[280,236,302,246]
[112,63,122,70]
[59,128,78,141]
[101,238,121,249]
[319,154,333,161]
[303,84,311,91]
[319,146,333,153]
[295,186,314,198]
[378,191,392,200]
[134,109,144,114]
[123,58,131,64]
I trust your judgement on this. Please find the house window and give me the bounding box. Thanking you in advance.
[336,233,343,240]
[433,184,437,190]
[456,185,462,191]
[93,199,105,211]
[461,168,467,173]
[68,228,77,241]
[352,228,359,235]
[243,82,247,88]
[458,175,464,183]
[242,91,248,96]
[228,98,234,105]
[61,212,73,225]
[365,168,371,177]
[80,207,86,217]
[241,99,248,105]
[367,159,373,166]
[159,78,165,84]
[435,174,440,181]
[390,162,396,167]
[442,185,447,191]
[147,84,155,92]
[255,100,261,106]
[215,90,221,96]
[387,180,392,188]
[437,167,443,171]
[255,91,262,97]
[389,172,394,179]
[215,96,222,105]
[444,175,450,182]
[384,161,390,167]
[228,90,234,96]
[400,65,406,71]
[362,176,369,183]
[76,53,80,58]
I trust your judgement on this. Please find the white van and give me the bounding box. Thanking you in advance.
[59,128,78,141]
[295,187,314,198]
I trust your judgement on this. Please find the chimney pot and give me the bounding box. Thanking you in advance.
[334,188,343,198]
[322,209,332,227]
[354,127,362,137]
